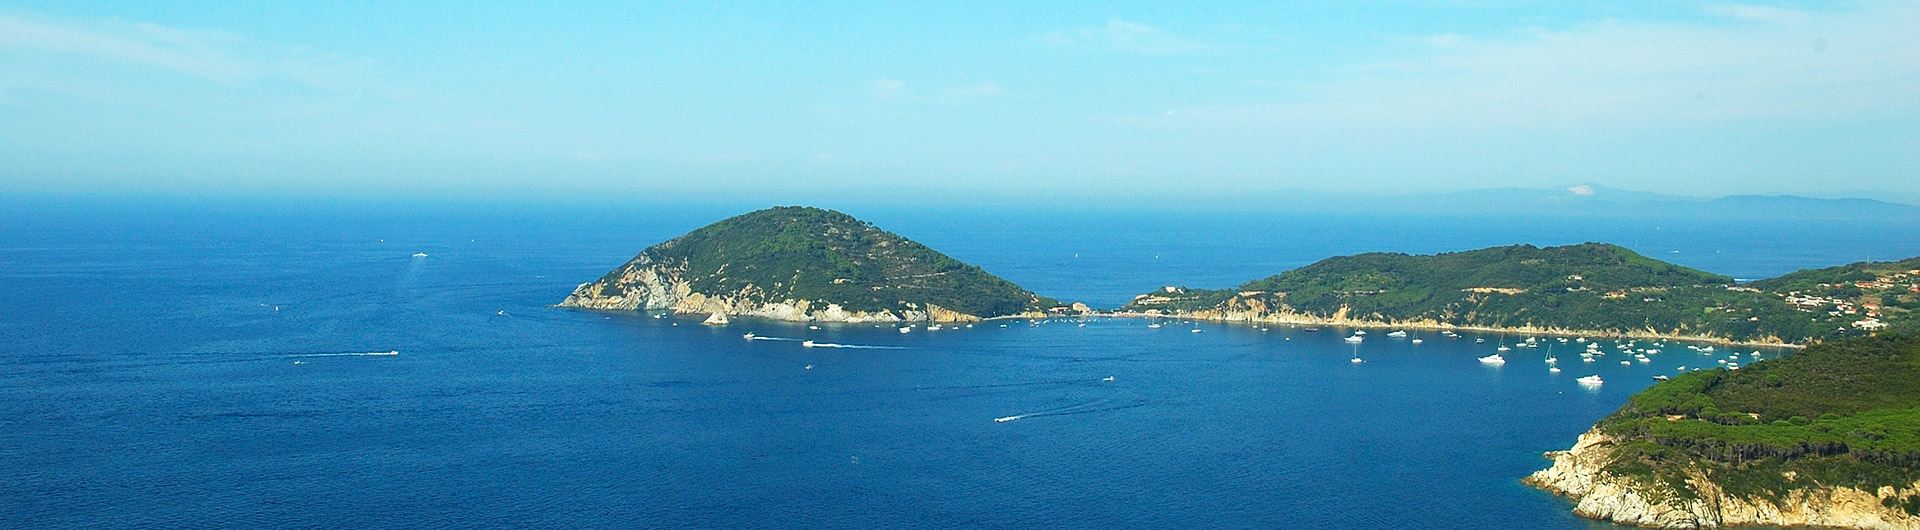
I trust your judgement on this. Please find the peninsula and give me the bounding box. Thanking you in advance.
[557,206,1057,322]
[1121,243,1918,345]
[1528,333,1920,529]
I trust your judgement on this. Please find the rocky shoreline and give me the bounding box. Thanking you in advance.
[1111,308,1804,349]
[555,260,1041,323]
[1527,428,1920,529]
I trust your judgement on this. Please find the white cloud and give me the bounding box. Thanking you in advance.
[0,12,368,90]
[944,82,1008,97]
[1174,2,1920,128]
[871,78,905,99]
[1038,19,1207,54]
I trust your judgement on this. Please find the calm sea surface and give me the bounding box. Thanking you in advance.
[4,199,1917,529]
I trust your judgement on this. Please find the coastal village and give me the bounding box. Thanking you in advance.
[1779,268,1919,333]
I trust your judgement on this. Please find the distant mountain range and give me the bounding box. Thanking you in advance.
[1249,184,1920,219]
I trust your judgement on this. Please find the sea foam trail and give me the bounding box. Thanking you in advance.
[994,396,1148,423]
[287,351,399,357]
[803,342,906,350]
[744,335,904,349]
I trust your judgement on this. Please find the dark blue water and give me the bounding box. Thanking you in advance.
[4,198,1917,529]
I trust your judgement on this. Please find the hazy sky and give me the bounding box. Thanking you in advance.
[1,2,1915,200]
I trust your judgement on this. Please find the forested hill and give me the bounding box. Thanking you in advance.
[1123,243,1918,344]
[560,206,1055,321]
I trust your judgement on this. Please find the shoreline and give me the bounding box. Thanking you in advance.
[1096,310,1806,349]
[559,305,1804,348]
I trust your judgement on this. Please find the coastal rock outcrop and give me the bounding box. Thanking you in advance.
[1526,334,1920,530]
[1528,428,1920,529]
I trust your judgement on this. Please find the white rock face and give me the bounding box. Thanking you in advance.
[1527,428,1920,529]
[555,259,986,323]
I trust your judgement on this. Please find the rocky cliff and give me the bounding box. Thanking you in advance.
[1528,428,1920,529]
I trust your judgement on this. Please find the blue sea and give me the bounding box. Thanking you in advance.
[5,198,1918,529]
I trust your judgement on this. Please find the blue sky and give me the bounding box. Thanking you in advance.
[1,2,1915,201]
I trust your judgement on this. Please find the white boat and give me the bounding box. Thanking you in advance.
[928,324,943,331]
[1549,367,1561,373]
[802,340,816,348]
[1344,335,1364,343]
[1191,329,1203,333]
[371,350,398,356]
[1355,330,1367,335]
[1544,357,1557,364]
[1387,331,1407,338]
[1475,338,1485,343]
[702,313,730,325]
[1410,339,1423,344]
[1479,354,1506,365]
[1350,357,1364,363]
[1577,375,1603,386]
[412,252,428,258]
[1653,375,1669,381]
[1103,376,1115,381]
[1496,346,1511,352]
[899,326,912,333]
[994,416,1021,423]
[742,332,756,339]
[1147,323,1162,329]
[1621,360,1632,365]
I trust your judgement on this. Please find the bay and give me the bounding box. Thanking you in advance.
[3,198,1915,529]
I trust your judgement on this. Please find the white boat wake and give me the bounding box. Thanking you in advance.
[286,351,399,357]
[802,342,906,350]
[993,397,1147,423]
